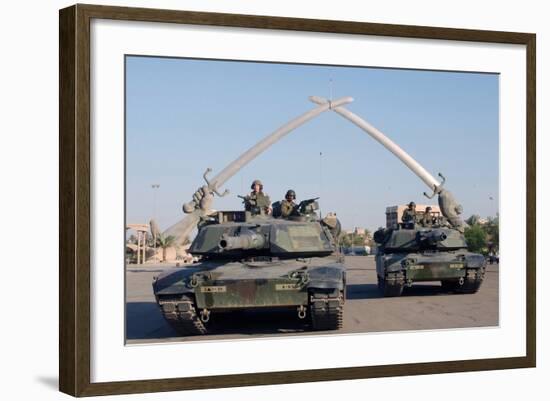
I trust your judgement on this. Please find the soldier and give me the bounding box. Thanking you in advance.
[244,179,272,215]
[402,201,417,227]
[280,189,297,218]
[421,206,434,227]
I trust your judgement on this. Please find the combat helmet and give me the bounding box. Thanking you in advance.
[250,179,263,191]
[285,189,296,200]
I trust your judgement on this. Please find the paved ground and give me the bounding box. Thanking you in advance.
[126,256,499,344]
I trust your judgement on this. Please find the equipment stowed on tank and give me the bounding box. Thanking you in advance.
[152,197,346,336]
[373,205,486,297]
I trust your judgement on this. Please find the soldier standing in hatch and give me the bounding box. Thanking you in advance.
[402,201,417,227]
[245,179,272,215]
[280,189,297,218]
[421,206,434,227]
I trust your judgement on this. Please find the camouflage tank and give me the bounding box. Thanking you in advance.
[152,198,346,335]
[373,205,486,297]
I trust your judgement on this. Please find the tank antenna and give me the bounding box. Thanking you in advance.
[329,77,333,101]
[321,73,332,218]
[319,151,323,218]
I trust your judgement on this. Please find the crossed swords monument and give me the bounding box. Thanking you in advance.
[163,96,466,245]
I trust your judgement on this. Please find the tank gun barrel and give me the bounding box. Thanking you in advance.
[219,232,267,251]
[419,229,448,245]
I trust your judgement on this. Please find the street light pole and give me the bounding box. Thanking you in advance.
[152,184,160,262]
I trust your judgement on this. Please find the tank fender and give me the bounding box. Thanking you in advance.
[464,254,486,269]
[152,268,197,295]
[383,253,408,273]
[307,265,346,291]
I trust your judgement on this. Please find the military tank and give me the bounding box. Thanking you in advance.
[152,198,346,335]
[373,205,486,297]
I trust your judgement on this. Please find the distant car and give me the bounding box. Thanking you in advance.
[348,246,369,256]
[487,255,499,264]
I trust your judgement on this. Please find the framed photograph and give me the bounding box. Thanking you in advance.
[59,4,536,397]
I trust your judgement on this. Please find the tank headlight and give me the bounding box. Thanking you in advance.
[402,258,417,267]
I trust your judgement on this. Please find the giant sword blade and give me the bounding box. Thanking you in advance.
[309,96,466,231]
[163,96,354,243]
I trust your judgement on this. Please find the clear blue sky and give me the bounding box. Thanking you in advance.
[126,56,499,233]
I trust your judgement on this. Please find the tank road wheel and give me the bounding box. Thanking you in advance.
[158,294,208,336]
[309,290,344,331]
[379,272,404,297]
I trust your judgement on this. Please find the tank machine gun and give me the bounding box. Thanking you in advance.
[237,194,271,216]
[294,197,320,217]
[272,197,320,219]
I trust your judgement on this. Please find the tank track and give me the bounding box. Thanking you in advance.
[158,294,208,336]
[310,291,344,331]
[441,267,485,294]
[378,272,405,297]
[456,267,485,294]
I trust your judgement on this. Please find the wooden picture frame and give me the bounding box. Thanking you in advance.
[59,3,536,397]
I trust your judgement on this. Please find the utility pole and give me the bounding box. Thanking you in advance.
[319,151,323,218]
[152,184,160,261]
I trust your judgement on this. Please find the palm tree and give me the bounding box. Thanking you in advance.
[156,233,176,262]
[466,215,481,226]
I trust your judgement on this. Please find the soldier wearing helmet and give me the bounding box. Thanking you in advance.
[402,201,417,227]
[244,179,272,215]
[421,206,434,227]
[280,189,298,218]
